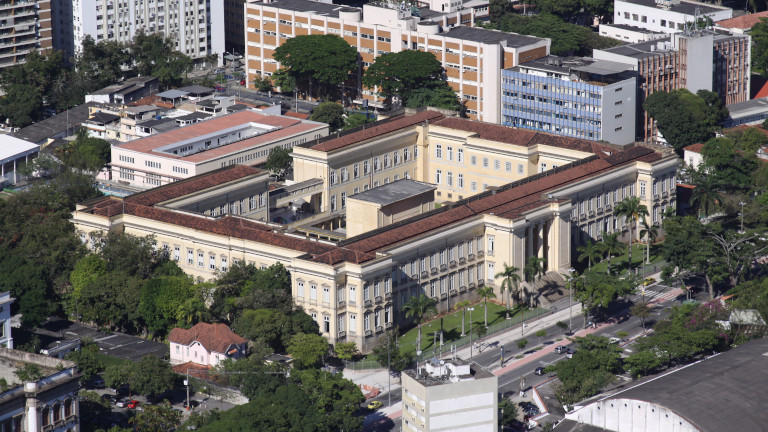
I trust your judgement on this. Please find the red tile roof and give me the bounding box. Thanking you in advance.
[753,79,768,99]
[432,117,618,154]
[310,111,444,152]
[284,111,310,120]
[683,143,705,154]
[168,323,247,354]
[127,165,262,206]
[716,11,768,29]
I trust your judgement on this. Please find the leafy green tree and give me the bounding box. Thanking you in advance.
[613,196,649,271]
[403,294,438,349]
[499,398,520,429]
[496,263,522,319]
[690,171,721,218]
[129,402,182,432]
[600,232,624,274]
[0,84,43,127]
[210,262,293,324]
[56,128,111,171]
[289,368,365,431]
[639,218,658,264]
[477,285,497,328]
[577,239,603,269]
[241,371,284,401]
[139,275,196,337]
[233,308,303,352]
[310,102,345,130]
[333,342,359,360]
[516,338,528,350]
[371,327,414,371]
[78,391,113,432]
[130,355,176,397]
[14,364,43,382]
[175,295,210,327]
[630,301,652,329]
[554,335,623,404]
[576,272,636,320]
[130,31,193,88]
[404,83,462,111]
[343,113,373,130]
[65,340,102,381]
[286,333,329,369]
[489,0,510,24]
[701,137,758,192]
[363,50,443,103]
[265,146,292,180]
[751,18,768,75]
[270,67,296,93]
[524,256,546,306]
[273,34,357,98]
[535,329,547,344]
[251,74,272,92]
[77,35,129,89]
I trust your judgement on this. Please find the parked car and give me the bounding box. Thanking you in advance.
[115,398,129,408]
[554,345,568,354]
[89,376,105,389]
[367,400,383,410]
[609,337,621,344]
[239,79,246,86]
[214,68,224,74]
[518,402,539,416]
[534,367,546,376]
[183,400,200,409]
[566,349,576,359]
[126,400,140,409]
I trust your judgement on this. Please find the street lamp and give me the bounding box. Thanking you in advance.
[739,201,746,233]
[468,307,475,359]
[567,268,575,333]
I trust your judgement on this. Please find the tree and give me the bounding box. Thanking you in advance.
[630,301,652,329]
[751,18,768,76]
[129,402,182,432]
[343,113,373,130]
[310,102,345,130]
[403,82,461,111]
[639,218,658,264]
[289,368,365,432]
[499,398,520,429]
[56,128,111,171]
[273,34,357,99]
[402,294,438,349]
[14,363,43,382]
[371,327,414,372]
[613,196,648,272]
[455,300,472,336]
[477,285,497,328]
[251,75,272,92]
[700,137,757,192]
[495,264,521,319]
[577,239,603,269]
[554,335,623,404]
[600,232,624,274]
[286,333,329,369]
[66,340,102,382]
[271,68,296,93]
[556,321,568,334]
[139,275,196,338]
[516,338,528,350]
[661,216,726,299]
[524,256,546,307]
[130,355,176,397]
[0,83,43,128]
[535,329,547,344]
[265,147,292,180]
[130,31,193,88]
[333,342,359,360]
[489,0,510,24]
[363,50,444,104]
[175,296,210,327]
[576,272,636,321]
[77,35,129,89]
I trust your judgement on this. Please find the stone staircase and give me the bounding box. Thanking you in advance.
[526,271,568,307]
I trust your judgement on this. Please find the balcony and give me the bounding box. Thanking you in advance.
[450,260,457,268]
[431,267,438,275]
[375,295,383,304]
[469,282,476,289]
[386,321,393,329]
[580,214,587,220]
[364,299,372,307]
[337,301,346,311]
[478,280,485,287]
[440,264,447,272]
[337,330,346,338]
[477,250,484,257]
[385,292,392,299]
[440,293,447,299]
[459,257,466,264]
[459,285,467,292]
[375,325,383,333]
[421,271,428,278]
[605,204,612,211]
[468,253,475,261]
[449,289,457,296]
[588,210,595,217]
[653,194,660,200]
[364,330,373,337]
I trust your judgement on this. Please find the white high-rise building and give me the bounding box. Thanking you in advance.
[72,0,225,62]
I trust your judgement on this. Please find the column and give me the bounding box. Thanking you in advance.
[525,225,532,263]
[536,222,544,260]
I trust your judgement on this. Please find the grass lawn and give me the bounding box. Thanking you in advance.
[589,244,665,276]
[398,301,537,355]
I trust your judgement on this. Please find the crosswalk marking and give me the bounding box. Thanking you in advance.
[648,288,683,305]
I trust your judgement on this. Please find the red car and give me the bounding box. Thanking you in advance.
[239,79,246,86]
[126,400,140,409]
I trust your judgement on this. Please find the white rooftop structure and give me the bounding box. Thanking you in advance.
[0,135,39,185]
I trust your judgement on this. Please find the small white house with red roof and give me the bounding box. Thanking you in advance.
[169,323,247,367]
[682,143,705,169]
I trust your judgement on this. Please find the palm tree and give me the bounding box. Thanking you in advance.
[690,172,721,218]
[577,239,603,269]
[524,256,546,308]
[495,263,522,319]
[176,297,209,326]
[613,196,649,272]
[600,232,625,274]
[402,294,438,350]
[477,285,497,328]
[639,217,659,264]
[455,300,472,336]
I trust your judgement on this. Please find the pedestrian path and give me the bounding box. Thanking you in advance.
[647,287,684,305]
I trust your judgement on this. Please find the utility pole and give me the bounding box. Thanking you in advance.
[185,369,190,411]
[567,267,575,333]
[387,336,391,407]
[468,308,474,359]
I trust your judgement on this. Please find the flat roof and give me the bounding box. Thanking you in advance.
[601,22,664,34]
[442,25,545,47]
[616,0,729,15]
[726,97,768,117]
[600,30,745,60]
[89,76,156,96]
[157,89,189,99]
[253,0,347,17]
[516,55,632,76]
[603,338,768,432]
[13,102,101,144]
[0,135,38,164]
[87,112,120,124]
[177,85,215,95]
[350,179,435,205]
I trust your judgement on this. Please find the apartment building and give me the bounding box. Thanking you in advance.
[243,0,550,122]
[0,0,53,69]
[0,347,80,432]
[401,358,497,432]
[110,109,328,189]
[613,0,731,34]
[594,30,750,142]
[598,23,666,44]
[500,55,637,145]
[72,0,225,62]
[72,112,678,352]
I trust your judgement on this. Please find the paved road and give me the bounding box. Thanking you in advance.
[220,86,319,113]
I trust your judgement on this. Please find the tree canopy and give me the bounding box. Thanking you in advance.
[362,50,443,101]
[131,31,193,88]
[554,335,623,404]
[310,102,345,130]
[265,147,293,179]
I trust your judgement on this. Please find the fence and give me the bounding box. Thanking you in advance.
[342,307,551,371]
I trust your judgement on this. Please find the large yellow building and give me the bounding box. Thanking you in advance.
[72,113,678,352]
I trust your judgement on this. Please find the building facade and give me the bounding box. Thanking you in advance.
[110,109,328,189]
[72,0,225,62]
[0,292,12,349]
[500,56,637,145]
[594,30,750,142]
[0,0,52,69]
[243,0,549,122]
[0,348,80,432]
[169,322,247,367]
[613,0,731,34]
[401,358,498,432]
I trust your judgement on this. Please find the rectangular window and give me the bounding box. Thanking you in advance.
[517,163,524,174]
[197,252,204,267]
[487,235,495,253]
[353,163,360,179]
[482,157,489,168]
[457,173,464,188]
[471,155,477,166]
[457,148,463,163]
[331,195,337,212]
[447,146,453,161]
[487,262,494,281]
[323,286,330,303]
[297,281,305,297]
[435,144,442,159]
[310,284,317,300]
[447,171,453,187]
[435,169,442,184]
[209,255,216,270]
[364,283,370,301]
[341,192,346,209]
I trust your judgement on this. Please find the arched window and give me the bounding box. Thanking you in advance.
[41,406,50,426]
[53,402,62,422]
[64,397,74,417]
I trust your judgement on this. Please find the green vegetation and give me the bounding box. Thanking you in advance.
[265,147,292,179]
[310,101,345,130]
[554,335,623,404]
[104,355,176,397]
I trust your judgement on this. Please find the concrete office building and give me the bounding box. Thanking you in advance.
[500,55,637,145]
[243,0,550,122]
[72,112,678,352]
[613,0,731,34]
[0,347,80,432]
[110,109,328,189]
[401,358,498,432]
[0,0,53,69]
[72,0,225,62]
[0,292,12,349]
[598,23,666,43]
[594,30,750,142]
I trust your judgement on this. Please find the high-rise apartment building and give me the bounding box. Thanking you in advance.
[613,0,731,34]
[0,0,52,68]
[72,0,225,62]
[594,30,749,142]
[501,55,637,145]
[243,0,550,122]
